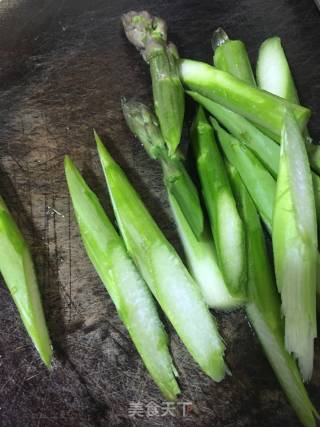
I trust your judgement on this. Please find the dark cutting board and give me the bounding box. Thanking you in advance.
[0,0,320,426]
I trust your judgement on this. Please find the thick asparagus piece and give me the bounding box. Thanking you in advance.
[256,36,320,174]
[189,91,320,227]
[191,107,246,298]
[122,11,184,155]
[64,156,180,400]
[0,197,52,367]
[95,132,227,381]
[210,117,276,231]
[212,28,256,86]
[122,99,241,309]
[228,166,318,427]
[273,112,317,381]
[179,59,310,141]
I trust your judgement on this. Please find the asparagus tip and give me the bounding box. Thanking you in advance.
[211,27,229,51]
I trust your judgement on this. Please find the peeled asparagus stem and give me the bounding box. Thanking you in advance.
[65,156,180,400]
[0,197,52,367]
[95,132,227,382]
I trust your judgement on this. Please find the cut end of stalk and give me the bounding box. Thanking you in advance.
[94,131,115,169]
[121,10,167,61]
[211,27,229,51]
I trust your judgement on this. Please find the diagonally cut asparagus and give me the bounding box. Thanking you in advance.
[122,99,242,309]
[0,197,52,367]
[122,11,184,156]
[64,156,180,400]
[256,36,320,175]
[191,107,246,298]
[95,132,227,382]
[212,28,256,86]
[272,111,317,381]
[179,58,310,141]
[228,165,318,427]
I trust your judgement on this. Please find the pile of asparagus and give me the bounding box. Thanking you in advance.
[1,10,319,426]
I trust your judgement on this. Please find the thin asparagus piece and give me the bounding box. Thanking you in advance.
[228,165,318,427]
[95,132,227,381]
[179,59,310,141]
[64,156,180,400]
[256,36,320,174]
[122,11,184,156]
[191,107,246,298]
[189,91,320,228]
[122,99,242,309]
[210,117,276,231]
[0,197,52,367]
[273,111,317,381]
[212,28,256,86]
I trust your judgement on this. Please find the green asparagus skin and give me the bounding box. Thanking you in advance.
[191,107,247,298]
[0,197,52,367]
[212,28,256,86]
[273,111,317,381]
[122,99,242,309]
[189,91,320,228]
[179,59,310,141]
[64,156,180,400]
[256,36,320,174]
[122,99,203,238]
[228,166,318,427]
[95,132,227,382]
[122,11,184,155]
[210,117,276,231]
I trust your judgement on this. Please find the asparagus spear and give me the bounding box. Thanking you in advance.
[179,59,310,141]
[64,156,180,400]
[122,99,241,309]
[228,165,318,427]
[188,91,320,228]
[210,117,276,231]
[256,36,320,174]
[95,132,227,381]
[0,197,52,367]
[212,28,256,86]
[122,11,184,156]
[273,111,317,381]
[191,107,246,298]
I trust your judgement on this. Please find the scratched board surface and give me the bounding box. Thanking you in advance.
[0,0,320,426]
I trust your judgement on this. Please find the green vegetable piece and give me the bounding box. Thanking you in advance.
[212,28,256,86]
[95,131,227,382]
[191,107,246,297]
[179,58,310,141]
[122,11,184,155]
[0,197,52,367]
[228,165,318,427]
[65,156,180,400]
[273,111,318,381]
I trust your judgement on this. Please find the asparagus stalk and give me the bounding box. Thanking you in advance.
[0,197,52,367]
[122,11,184,155]
[212,28,256,86]
[210,117,276,231]
[64,156,180,400]
[191,107,246,298]
[95,132,227,381]
[188,91,320,228]
[256,36,320,174]
[273,111,318,381]
[228,165,318,427]
[122,99,241,309]
[179,59,310,141]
